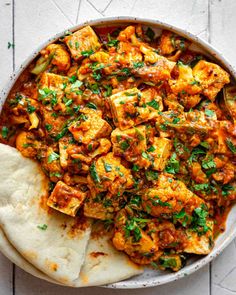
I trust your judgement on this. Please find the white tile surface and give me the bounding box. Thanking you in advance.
[0,0,235,294]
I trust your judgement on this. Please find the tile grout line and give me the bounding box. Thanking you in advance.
[209,262,212,295]
[12,0,15,71]
[12,0,16,291]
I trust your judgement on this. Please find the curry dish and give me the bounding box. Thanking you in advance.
[0,24,235,272]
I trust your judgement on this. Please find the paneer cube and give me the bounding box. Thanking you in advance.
[87,152,134,195]
[68,109,112,144]
[184,221,214,255]
[150,137,172,171]
[109,88,159,130]
[47,181,87,217]
[39,72,68,90]
[64,26,101,61]
[111,125,148,167]
[193,60,230,101]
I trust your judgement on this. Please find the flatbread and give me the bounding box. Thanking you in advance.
[0,143,91,285]
[0,143,143,286]
[0,227,59,285]
[75,224,143,287]
[0,225,143,287]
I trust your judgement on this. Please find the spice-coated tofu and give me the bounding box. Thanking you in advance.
[87,152,134,195]
[64,26,101,61]
[84,199,114,220]
[39,72,68,90]
[47,181,87,217]
[193,60,230,101]
[184,221,214,255]
[109,88,159,130]
[150,137,172,171]
[68,110,112,144]
[111,126,148,167]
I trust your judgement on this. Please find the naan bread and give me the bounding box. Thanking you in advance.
[0,143,91,285]
[0,143,143,286]
[0,227,59,285]
[0,225,143,287]
[76,224,143,287]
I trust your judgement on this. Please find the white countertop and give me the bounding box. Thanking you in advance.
[0,0,236,294]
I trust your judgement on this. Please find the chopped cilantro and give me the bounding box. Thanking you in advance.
[146,27,155,41]
[107,39,119,47]
[81,49,94,57]
[1,126,9,139]
[226,138,236,154]
[47,152,60,163]
[189,80,200,85]
[125,218,142,242]
[120,140,130,151]
[120,68,130,76]
[86,102,97,109]
[165,152,180,174]
[172,117,180,124]
[191,205,210,235]
[134,127,144,141]
[151,196,172,207]
[104,84,112,97]
[7,42,14,49]
[147,100,159,110]
[222,184,234,197]
[159,257,177,269]
[147,146,155,152]
[92,71,102,81]
[133,62,144,69]
[202,155,216,170]
[193,183,210,191]
[69,75,77,83]
[141,151,149,159]
[205,109,215,117]
[103,199,112,208]
[132,164,140,172]
[45,124,52,131]
[37,224,47,230]
[130,195,142,207]
[71,80,83,89]
[145,170,158,181]
[90,162,100,183]
[89,83,100,94]
[27,103,36,114]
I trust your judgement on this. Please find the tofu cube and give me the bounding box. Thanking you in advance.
[39,72,68,90]
[184,221,214,255]
[109,88,140,130]
[109,88,159,130]
[68,110,112,144]
[87,152,134,195]
[64,26,101,61]
[193,60,230,101]
[111,126,148,167]
[150,137,172,171]
[47,181,86,217]
[84,199,114,220]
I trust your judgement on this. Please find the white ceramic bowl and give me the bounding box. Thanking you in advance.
[1,17,235,289]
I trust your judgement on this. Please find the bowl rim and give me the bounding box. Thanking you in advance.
[0,16,235,289]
